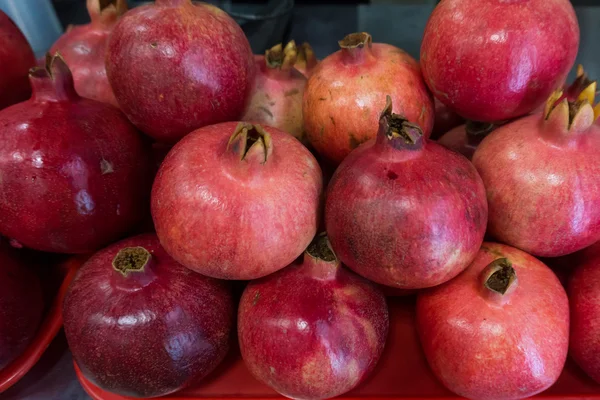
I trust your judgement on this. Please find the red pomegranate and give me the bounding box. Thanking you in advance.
[431,98,463,140]
[152,122,322,280]
[295,42,318,77]
[472,90,600,257]
[303,32,434,165]
[63,233,233,398]
[417,243,569,400]
[238,233,389,399]
[106,0,255,143]
[242,41,306,142]
[437,121,498,160]
[421,0,579,122]
[569,241,600,384]
[50,0,126,107]
[0,10,35,110]
[325,98,487,289]
[0,54,153,254]
[0,244,43,370]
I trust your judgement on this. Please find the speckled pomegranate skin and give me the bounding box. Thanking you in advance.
[0,57,153,254]
[472,112,600,257]
[569,241,600,384]
[417,243,569,400]
[151,122,322,280]
[238,248,389,400]
[242,55,307,141]
[0,244,43,370]
[304,37,433,165]
[325,117,487,289]
[106,0,255,143]
[50,0,124,107]
[421,0,579,122]
[0,11,35,110]
[63,233,234,398]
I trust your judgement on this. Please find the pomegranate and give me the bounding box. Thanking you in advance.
[472,89,600,257]
[106,0,255,143]
[569,241,600,384]
[303,32,434,165]
[152,122,322,280]
[50,0,126,107]
[0,10,35,110]
[421,0,579,122]
[417,242,569,400]
[431,98,463,140]
[325,98,487,289]
[437,121,498,160]
[242,41,306,142]
[63,233,233,398]
[238,233,389,399]
[295,42,318,77]
[0,244,43,370]
[0,54,153,254]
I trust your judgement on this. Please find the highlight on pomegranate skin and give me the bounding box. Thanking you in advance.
[63,233,234,398]
[238,233,389,400]
[326,97,487,290]
[303,32,434,165]
[417,242,569,400]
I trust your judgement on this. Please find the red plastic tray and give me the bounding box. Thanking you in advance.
[75,296,600,400]
[0,255,83,393]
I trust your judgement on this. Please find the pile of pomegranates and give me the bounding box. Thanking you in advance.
[2,0,600,398]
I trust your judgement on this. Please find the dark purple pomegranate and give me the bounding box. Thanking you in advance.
[0,54,153,254]
[63,233,234,398]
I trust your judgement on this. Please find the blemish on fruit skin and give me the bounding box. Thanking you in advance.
[253,291,260,306]
[258,107,273,118]
[100,159,114,175]
[284,89,299,97]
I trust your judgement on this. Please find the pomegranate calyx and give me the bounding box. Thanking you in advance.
[545,89,597,132]
[483,258,517,295]
[306,233,337,263]
[227,122,273,164]
[379,95,423,149]
[112,247,152,276]
[339,32,374,64]
[297,42,317,70]
[29,53,79,102]
[265,41,298,71]
[88,0,127,25]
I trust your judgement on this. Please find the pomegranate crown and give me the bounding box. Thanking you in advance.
[29,53,78,102]
[306,233,337,263]
[87,0,127,25]
[378,95,424,149]
[296,42,317,68]
[544,65,600,132]
[265,41,298,71]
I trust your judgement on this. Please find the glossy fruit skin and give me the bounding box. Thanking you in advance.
[242,54,307,142]
[569,241,600,384]
[106,0,255,143]
[0,11,35,110]
[421,0,579,122]
[63,233,234,398]
[50,0,125,107]
[417,243,569,400]
[431,98,463,140]
[238,246,389,400]
[304,34,433,165]
[472,108,600,257]
[152,122,323,280]
[0,56,153,254]
[0,244,43,370]
[326,112,487,289]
